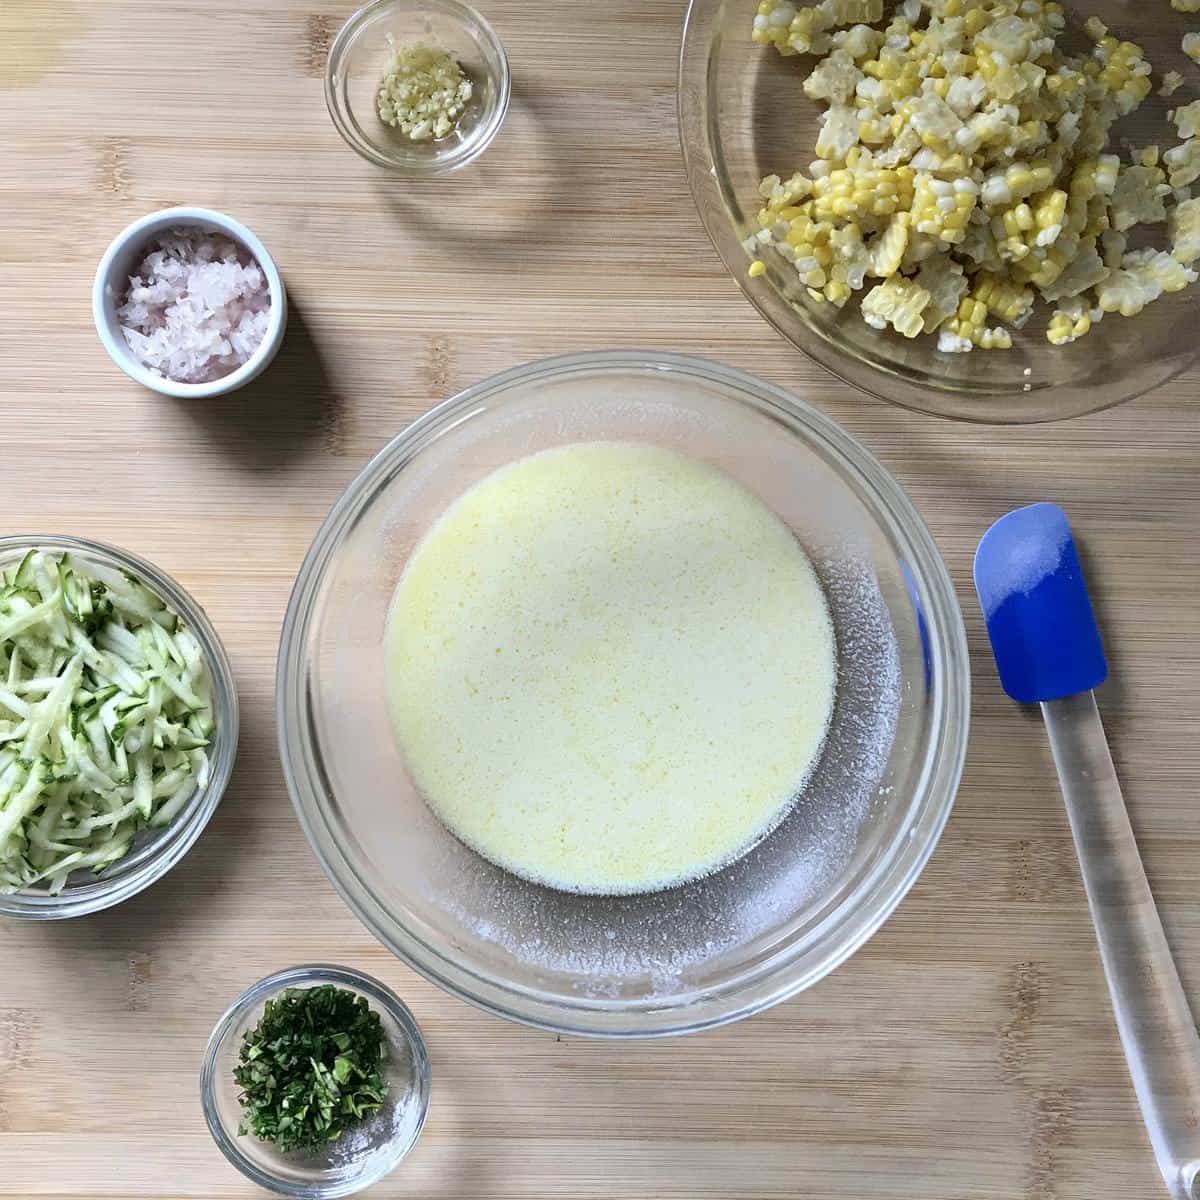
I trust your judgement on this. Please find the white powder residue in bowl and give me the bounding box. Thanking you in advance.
[117,227,271,385]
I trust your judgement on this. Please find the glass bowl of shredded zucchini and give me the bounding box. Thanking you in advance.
[680,0,1200,421]
[0,536,237,918]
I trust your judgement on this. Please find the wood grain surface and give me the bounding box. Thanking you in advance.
[1,1,1198,1197]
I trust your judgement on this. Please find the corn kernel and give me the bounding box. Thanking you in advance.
[749,0,1196,352]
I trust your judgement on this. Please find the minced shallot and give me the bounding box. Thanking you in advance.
[117,227,271,385]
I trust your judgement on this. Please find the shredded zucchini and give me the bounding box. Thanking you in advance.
[0,549,213,894]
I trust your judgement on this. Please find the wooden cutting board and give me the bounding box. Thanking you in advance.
[1,2,1198,1197]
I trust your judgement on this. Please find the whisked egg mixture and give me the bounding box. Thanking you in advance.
[385,441,837,895]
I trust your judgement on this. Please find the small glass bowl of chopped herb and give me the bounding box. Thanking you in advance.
[325,0,510,174]
[0,535,238,919]
[201,965,431,1198]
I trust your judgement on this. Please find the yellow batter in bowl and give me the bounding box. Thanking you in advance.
[385,441,837,895]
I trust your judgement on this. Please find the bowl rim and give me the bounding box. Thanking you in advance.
[676,0,1197,424]
[199,963,431,1199]
[276,350,971,1037]
[0,534,239,919]
[324,0,512,175]
[92,206,289,400]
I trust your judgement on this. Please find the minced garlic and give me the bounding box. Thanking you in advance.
[377,40,472,141]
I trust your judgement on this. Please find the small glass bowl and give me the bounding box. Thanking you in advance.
[325,0,510,175]
[0,535,238,920]
[200,965,431,1199]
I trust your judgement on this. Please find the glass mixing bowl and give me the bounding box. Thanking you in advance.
[679,0,1200,423]
[277,352,970,1037]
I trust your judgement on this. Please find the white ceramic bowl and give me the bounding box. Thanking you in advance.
[93,207,288,399]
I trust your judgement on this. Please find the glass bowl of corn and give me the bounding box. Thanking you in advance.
[680,0,1200,422]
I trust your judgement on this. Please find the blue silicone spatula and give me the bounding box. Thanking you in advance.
[975,502,1200,1200]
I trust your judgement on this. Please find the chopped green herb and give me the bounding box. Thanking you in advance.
[234,985,389,1154]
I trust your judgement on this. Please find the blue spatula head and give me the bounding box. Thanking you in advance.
[973,502,1107,704]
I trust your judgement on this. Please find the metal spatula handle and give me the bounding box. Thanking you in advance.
[1043,690,1200,1200]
